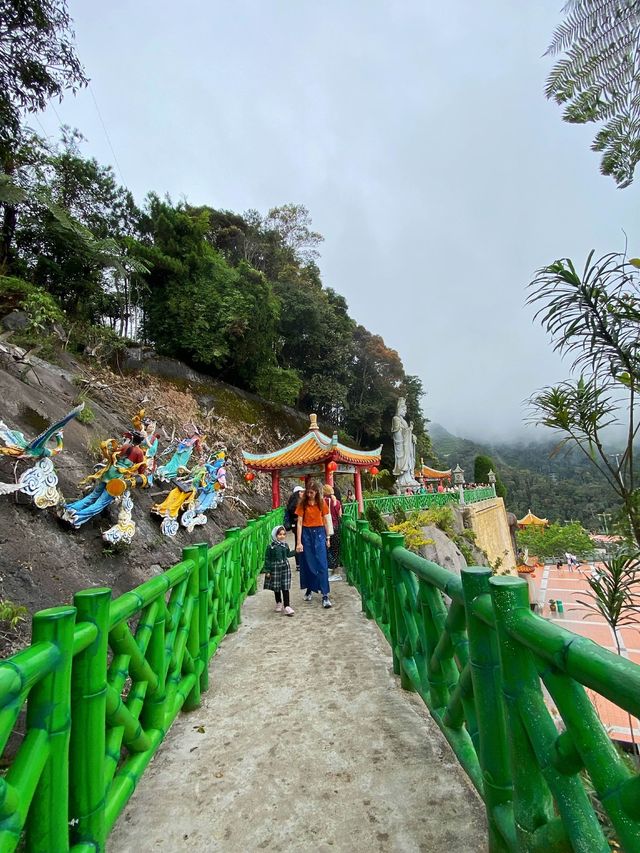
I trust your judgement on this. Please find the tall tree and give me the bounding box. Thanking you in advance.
[528,250,640,547]
[0,0,87,266]
[545,0,640,188]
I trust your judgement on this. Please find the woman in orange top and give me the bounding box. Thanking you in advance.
[295,480,333,608]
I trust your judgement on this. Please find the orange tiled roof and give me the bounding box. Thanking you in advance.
[421,465,451,479]
[242,414,382,472]
[517,510,549,527]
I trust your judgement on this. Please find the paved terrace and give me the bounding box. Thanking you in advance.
[110,575,486,852]
[529,562,640,743]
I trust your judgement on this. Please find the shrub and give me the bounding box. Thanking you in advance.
[393,505,407,525]
[365,505,388,535]
[0,599,28,629]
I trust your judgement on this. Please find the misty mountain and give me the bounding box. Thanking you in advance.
[429,424,621,531]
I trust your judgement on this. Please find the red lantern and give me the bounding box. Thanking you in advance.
[327,460,338,473]
[370,466,379,476]
[244,471,255,482]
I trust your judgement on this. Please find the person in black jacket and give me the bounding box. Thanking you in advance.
[263,525,296,615]
[285,485,304,569]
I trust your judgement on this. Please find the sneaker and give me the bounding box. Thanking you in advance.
[284,606,295,616]
[275,602,283,612]
[303,592,313,601]
[322,597,332,609]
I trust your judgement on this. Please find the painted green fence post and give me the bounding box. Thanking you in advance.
[182,545,202,711]
[26,605,76,853]
[356,519,371,617]
[194,542,210,691]
[489,576,555,851]
[460,568,513,853]
[387,533,415,692]
[225,528,242,633]
[246,519,258,594]
[381,531,402,676]
[69,588,111,853]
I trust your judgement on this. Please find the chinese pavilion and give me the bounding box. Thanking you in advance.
[242,414,382,513]
[517,510,549,529]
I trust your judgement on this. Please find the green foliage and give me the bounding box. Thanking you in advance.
[75,402,95,425]
[70,323,127,364]
[365,505,388,535]
[545,1,640,187]
[388,513,434,552]
[528,251,640,548]
[576,548,640,639]
[0,276,62,323]
[253,364,302,406]
[393,504,407,525]
[0,599,28,630]
[474,454,507,499]
[0,0,87,165]
[517,522,594,561]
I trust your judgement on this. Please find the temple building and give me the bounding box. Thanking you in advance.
[242,414,382,513]
[517,510,549,529]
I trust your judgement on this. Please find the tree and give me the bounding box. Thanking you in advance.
[474,454,507,498]
[576,547,640,753]
[263,203,324,265]
[528,251,640,548]
[1,0,88,265]
[545,0,640,188]
[516,521,594,560]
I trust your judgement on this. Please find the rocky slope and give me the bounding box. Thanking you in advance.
[0,343,311,654]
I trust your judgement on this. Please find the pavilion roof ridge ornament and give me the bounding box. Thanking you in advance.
[309,413,319,431]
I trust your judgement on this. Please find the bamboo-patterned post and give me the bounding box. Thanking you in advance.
[356,519,371,616]
[183,545,202,711]
[246,519,258,594]
[381,531,402,676]
[26,605,76,853]
[194,542,210,691]
[140,593,166,734]
[69,588,111,853]
[461,568,513,853]
[225,528,242,633]
[490,576,555,851]
[388,533,415,692]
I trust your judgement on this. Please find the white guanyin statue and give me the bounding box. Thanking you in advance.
[392,398,419,490]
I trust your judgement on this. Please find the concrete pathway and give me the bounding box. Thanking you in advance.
[110,574,487,852]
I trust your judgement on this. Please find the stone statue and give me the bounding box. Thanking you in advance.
[392,398,420,490]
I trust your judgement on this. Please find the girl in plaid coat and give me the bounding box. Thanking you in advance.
[263,525,296,616]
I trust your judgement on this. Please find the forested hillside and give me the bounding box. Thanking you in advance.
[430,424,625,531]
[1,129,430,467]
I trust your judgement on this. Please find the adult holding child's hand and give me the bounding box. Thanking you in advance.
[295,480,333,608]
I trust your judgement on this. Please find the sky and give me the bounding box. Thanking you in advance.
[37,1,638,441]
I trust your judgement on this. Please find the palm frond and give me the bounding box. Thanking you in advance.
[545,0,640,186]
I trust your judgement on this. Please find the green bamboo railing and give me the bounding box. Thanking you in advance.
[342,488,495,520]
[0,507,281,853]
[341,517,640,852]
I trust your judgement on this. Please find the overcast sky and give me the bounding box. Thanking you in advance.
[39,1,638,441]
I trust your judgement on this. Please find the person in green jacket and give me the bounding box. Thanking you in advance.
[263,525,296,615]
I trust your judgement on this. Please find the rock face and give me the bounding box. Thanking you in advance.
[1,311,29,331]
[419,525,469,576]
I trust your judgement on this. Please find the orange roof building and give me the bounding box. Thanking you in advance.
[517,510,549,528]
[242,414,382,510]
[420,464,452,481]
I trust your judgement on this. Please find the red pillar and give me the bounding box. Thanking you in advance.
[354,468,363,515]
[271,471,280,509]
[325,461,334,487]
